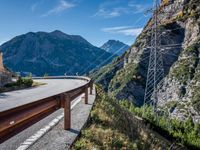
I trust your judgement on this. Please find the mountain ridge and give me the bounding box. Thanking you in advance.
[100,40,129,56]
[0,30,114,76]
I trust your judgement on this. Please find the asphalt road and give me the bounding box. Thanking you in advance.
[0,95,84,150]
[0,78,88,150]
[0,79,87,112]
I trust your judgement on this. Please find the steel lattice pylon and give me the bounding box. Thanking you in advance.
[143,0,165,113]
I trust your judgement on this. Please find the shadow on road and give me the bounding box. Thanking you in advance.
[69,128,80,135]
[0,93,9,98]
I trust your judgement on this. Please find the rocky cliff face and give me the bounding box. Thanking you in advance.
[100,40,129,56]
[91,0,200,122]
[0,30,114,76]
[159,19,200,122]
[157,0,200,122]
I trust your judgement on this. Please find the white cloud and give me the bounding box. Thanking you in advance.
[94,7,129,18]
[102,26,133,31]
[117,28,143,36]
[31,3,38,12]
[102,26,143,36]
[128,2,151,14]
[31,0,46,12]
[94,1,151,19]
[41,0,75,17]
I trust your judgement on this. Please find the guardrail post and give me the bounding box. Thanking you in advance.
[90,83,93,95]
[63,94,71,130]
[85,87,88,104]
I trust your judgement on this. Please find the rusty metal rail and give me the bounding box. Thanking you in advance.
[0,76,93,144]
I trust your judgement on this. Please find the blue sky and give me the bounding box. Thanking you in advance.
[0,0,153,47]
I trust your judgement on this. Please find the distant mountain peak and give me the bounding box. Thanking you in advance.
[107,39,120,42]
[49,30,69,38]
[49,30,91,45]
[50,30,66,35]
[101,40,129,56]
[51,30,63,33]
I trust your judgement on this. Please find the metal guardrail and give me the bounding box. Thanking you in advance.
[0,76,93,143]
[32,76,91,81]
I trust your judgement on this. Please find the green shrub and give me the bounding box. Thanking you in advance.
[4,82,17,88]
[22,78,33,87]
[120,101,200,149]
[8,77,33,87]
[191,86,200,111]
[16,77,23,86]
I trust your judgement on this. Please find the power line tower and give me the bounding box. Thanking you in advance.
[143,0,165,113]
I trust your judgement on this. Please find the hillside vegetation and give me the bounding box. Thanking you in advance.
[72,86,187,150]
[0,30,114,76]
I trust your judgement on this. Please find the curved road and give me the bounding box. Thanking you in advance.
[0,78,90,150]
[0,79,87,112]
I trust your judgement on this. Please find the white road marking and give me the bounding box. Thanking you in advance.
[16,94,84,150]
[71,94,84,109]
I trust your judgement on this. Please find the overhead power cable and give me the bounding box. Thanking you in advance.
[79,15,147,75]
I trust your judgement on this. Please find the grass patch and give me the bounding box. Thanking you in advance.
[32,81,46,87]
[0,77,46,93]
[120,101,200,149]
[72,85,178,150]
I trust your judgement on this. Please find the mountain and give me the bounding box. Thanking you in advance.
[0,30,114,76]
[100,40,129,56]
[91,0,200,122]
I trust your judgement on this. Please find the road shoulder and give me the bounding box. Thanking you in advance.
[28,88,96,150]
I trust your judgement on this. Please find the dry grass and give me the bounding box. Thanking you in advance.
[32,81,46,87]
[71,85,174,150]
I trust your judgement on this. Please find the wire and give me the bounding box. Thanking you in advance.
[79,42,128,75]
[161,43,183,47]
[145,26,185,35]
[85,0,192,75]
[161,51,179,57]
[93,54,150,82]
[161,27,184,33]
[79,15,147,75]
[96,48,150,75]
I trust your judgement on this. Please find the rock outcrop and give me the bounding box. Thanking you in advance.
[91,0,200,122]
